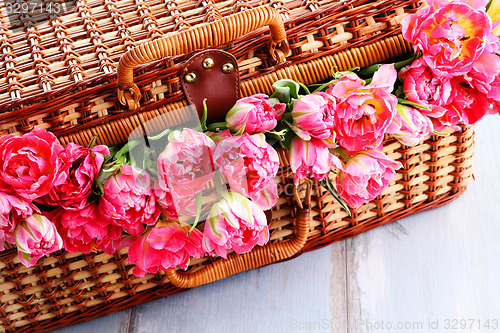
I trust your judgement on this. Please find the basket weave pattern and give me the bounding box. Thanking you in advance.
[0,125,473,332]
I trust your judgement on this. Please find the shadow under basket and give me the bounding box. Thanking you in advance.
[0,125,474,332]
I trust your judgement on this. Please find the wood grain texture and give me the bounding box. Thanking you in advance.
[346,116,500,333]
[131,243,344,333]
[53,309,132,333]
[54,116,500,333]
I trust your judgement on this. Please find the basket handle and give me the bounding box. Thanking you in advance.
[166,185,311,289]
[117,6,290,110]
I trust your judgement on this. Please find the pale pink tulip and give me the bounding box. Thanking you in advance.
[15,214,63,267]
[0,192,34,250]
[289,92,336,144]
[388,105,434,146]
[157,128,216,201]
[226,94,285,134]
[337,150,402,209]
[328,65,398,153]
[202,192,269,258]
[289,137,342,184]
[213,133,279,210]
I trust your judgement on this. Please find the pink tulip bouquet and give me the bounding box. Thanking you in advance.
[0,0,498,276]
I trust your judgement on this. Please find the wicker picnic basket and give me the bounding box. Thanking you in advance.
[0,0,475,331]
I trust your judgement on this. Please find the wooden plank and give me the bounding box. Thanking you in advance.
[130,243,346,333]
[53,309,132,333]
[346,116,500,332]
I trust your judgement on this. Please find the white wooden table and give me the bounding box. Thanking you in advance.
[55,116,500,333]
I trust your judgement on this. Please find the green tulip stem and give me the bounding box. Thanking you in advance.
[331,147,351,163]
[188,192,203,236]
[206,122,227,132]
[213,171,228,200]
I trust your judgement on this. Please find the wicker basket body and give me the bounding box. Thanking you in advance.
[0,0,475,332]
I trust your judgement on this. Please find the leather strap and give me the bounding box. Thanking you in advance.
[181,49,240,123]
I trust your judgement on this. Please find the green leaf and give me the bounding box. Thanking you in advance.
[206,122,227,132]
[312,80,335,93]
[188,192,203,235]
[94,177,105,196]
[433,129,450,136]
[272,79,301,101]
[148,128,172,141]
[87,135,98,149]
[130,143,145,169]
[397,98,431,111]
[280,126,296,150]
[281,112,293,123]
[270,86,291,104]
[393,52,419,71]
[298,82,311,95]
[394,85,404,98]
[114,140,141,160]
[319,176,351,216]
[356,64,382,76]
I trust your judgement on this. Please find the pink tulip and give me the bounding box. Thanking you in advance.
[488,75,500,114]
[128,223,204,277]
[213,133,279,210]
[202,191,269,258]
[157,128,216,201]
[336,150,402,209]
[401,58,453,118]
[402,0,499,78]
[53,202,124,254]
[289,137,342,184]
[327,65,398,153]
[15,214,63,267]
[0,192,34,250]
[435,80,491,130]
[37,143,109,210]
[388,105,434,146]
[0,129,66,201]
[154,181,198,219]
[99,165,159,235]
[289,92,336,144]
[402,59,491,130]
[226,94,285,134]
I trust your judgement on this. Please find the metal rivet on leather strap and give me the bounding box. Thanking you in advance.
[185,72,197,83]
[221,63,234,74]
[202,58,215,69]
[180,49,240,123]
